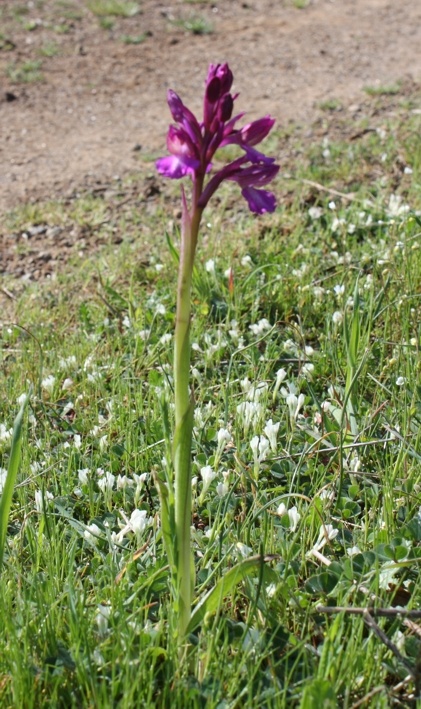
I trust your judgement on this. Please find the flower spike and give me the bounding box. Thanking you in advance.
[157,62,279,213]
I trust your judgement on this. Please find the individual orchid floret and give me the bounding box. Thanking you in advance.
[156,63,279,214]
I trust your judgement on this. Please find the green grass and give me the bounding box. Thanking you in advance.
[363,83,402,97]
[120,33,148,44]
[6,59,43,83]
[319,98,342,112]
[291,0,310,8]
[55,0,85,21]
[38,42,60,58]
[173,15,213,35]
[87,0,141,18]
[0,34,16,52]
[0,97,421,706]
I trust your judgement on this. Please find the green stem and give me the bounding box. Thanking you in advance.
[173,179,203,640]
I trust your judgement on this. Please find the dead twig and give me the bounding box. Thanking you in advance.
[362,610,416,680]
[300,178,355,202]
[316,606,421,619]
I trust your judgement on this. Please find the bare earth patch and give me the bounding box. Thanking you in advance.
[1,0,420,209]
[0,0,420,284]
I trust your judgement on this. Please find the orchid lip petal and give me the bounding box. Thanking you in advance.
[241,187,277,214]
[243,145,276,164]
[227,163,280,188]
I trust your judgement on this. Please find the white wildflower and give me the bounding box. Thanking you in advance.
[286,393,305,421]
[97,472,115,492]
[333,284,345,297]
[241,255,253,267]
[386,194,409,218]
[312,524,339,553]
[201,465,216,494]
[34,489,54,513]
[347,546,361,557]
[284,339,298,355]
[0,468,8,494]
[58,355,77,370]
[217,428,231,447]
[396,376,405,386]
[87,370,102,383]
[62,401,75,417]
[133,473,148,493]
[236,401,263,431]
[78,468,90,485]
[216,481,229,497]
[308,206,323,219]
[332,310,343,325]
[249,318,271,336]
[313,286,325,300]
[96,605,111,635]
[275,369,287,387]
[301,363,314,380]
[246,382,268,402]
[288,506,301,532]
[117,474,134,490]
[130,509,149,535]
[277,503,300,531]
[331,217,346,231]
[319,488,335,502]
[264,419,280,453]
[0,424,13,442]
[84,523,101,543]
[379,562,399,590]
[114,509,151,543]
[236,542,253,558]
[205,258,216,274]
[41,375,55,392]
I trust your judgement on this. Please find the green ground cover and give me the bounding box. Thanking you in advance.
[1,96,421,707]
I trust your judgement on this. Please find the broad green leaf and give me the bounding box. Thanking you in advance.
[186,555,277,635]
[0,396,28,570]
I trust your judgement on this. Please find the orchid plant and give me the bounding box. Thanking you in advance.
[155,63,279,642]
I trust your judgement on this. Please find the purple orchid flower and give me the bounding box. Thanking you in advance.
[156,63,279,214]
[155,65,279,641]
